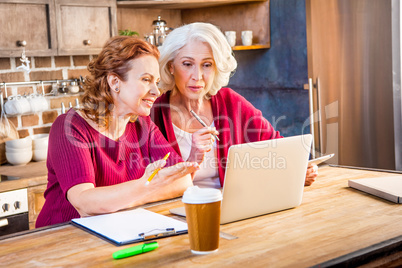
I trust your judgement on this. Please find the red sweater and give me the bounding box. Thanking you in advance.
[151,87,282,186]
[36,109,182,227]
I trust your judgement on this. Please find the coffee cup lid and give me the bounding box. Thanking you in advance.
[182,186,222,204]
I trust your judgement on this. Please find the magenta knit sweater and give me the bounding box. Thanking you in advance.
[36,109,182,227]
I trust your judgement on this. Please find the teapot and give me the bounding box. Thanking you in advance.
[145,16,171,46]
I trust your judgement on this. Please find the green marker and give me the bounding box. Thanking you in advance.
[113,241,159,259]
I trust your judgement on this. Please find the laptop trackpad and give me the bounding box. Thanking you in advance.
[170,206,186,217]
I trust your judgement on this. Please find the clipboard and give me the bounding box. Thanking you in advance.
[71,208,188,246]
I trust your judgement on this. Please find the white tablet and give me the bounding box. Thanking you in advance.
[308,153,335,166]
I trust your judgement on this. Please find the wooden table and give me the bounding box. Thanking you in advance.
[1,166,401,267]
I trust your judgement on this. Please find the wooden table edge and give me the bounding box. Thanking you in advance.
[315,234,402,267]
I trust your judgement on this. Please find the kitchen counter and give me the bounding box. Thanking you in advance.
[1,166,401,267]
[0,161,47,193]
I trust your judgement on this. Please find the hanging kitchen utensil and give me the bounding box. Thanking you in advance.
[0,88,11,138]
[41,81,45,95]
[0,88,19,165]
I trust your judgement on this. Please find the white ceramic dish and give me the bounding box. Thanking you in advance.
[5,146,32,154]
[6,151,32,165]
[5,137,32,149]
[33,148,48,162]
[31,134,49,150]
[31,134,49,140]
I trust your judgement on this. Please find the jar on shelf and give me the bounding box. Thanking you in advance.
[69,80,80,94]
[58,82,68,95]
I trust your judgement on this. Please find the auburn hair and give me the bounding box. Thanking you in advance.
[81,36,160,128]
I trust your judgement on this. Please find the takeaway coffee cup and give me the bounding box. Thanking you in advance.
[182,186,222,254]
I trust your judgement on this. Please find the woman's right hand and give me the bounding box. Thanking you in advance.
[143,160,199,186]
[67,160,199,217]
[187,126,219,164]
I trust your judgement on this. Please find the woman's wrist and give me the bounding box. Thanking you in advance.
[187,151,204,164]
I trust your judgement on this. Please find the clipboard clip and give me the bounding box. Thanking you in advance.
[138,228,176,240]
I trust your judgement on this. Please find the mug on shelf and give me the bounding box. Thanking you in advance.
[241,30,253,46]
[225,31,236,47]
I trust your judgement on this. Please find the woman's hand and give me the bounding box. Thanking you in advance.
[305,164,318,186]
[143,160,199,186]
[67,160,198,217]
[187,126,219,164]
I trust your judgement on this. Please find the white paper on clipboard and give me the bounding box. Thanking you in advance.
[71,208,188,245]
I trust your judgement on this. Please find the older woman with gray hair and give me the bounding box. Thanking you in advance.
[151,22,318,188]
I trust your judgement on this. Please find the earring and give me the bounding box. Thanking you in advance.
[115,87,120,93]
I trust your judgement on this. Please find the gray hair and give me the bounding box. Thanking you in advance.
[158,22,237,97]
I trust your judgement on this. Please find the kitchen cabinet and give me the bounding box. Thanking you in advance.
[0,0,117,57]
[28,184,46,229]
[0,0,57,57]
[117,0,270,50]
[55,0,117,55]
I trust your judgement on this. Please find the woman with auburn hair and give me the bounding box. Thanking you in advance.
[152,22,318,188]
[36,36,198,227]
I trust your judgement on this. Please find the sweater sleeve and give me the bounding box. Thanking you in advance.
[218,88,283,144]
[47,112,96,196]
[243,108,283,142]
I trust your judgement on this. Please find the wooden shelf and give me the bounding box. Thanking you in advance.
[117,1,270,50]
[116,0,265,9]
[232,43,270,51]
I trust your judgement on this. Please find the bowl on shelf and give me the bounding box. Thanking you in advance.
[6,150,32,166]
[5,146,32,154]
[5,137,32,150]
[31,134,49,150]
[33,148,48,162]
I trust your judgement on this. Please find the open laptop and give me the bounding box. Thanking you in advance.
[170,134,312,224]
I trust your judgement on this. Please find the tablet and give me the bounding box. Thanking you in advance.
[169,207,186,217]
[308,154,335,166]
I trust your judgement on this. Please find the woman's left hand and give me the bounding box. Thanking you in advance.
[305,164,318,186]
[152,161,200,183]
[187,126,219,164]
